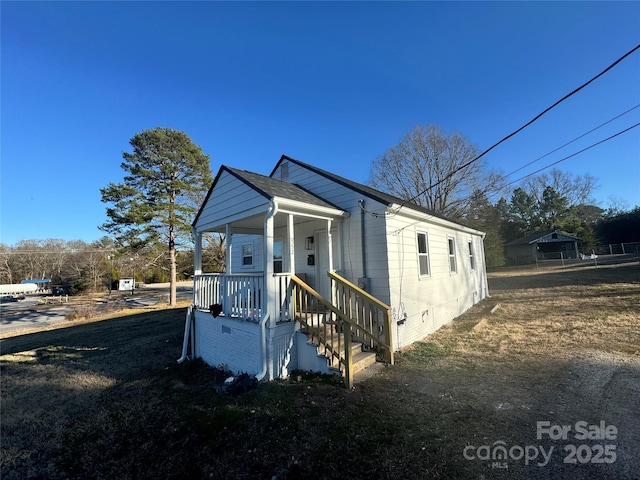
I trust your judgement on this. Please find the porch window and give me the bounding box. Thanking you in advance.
[416,231,430,276]
[241,243,253,266]
[274,239,283,273]
[448,237,457,274]
[468,241,476,270]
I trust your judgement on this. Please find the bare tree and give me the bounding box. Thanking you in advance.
[13,240,48,281]
[203,233,226,272]
[0,239,113,292]
[369,124,502,219]
[520,169,597,208]
[0,245,14,284]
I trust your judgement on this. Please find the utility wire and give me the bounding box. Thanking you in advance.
[488,121,640,197]
[363,106,639,219]
[503,103,640,179]
[466,105,640,201]
[392,43,640,214]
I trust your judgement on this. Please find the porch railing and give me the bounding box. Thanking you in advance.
[274,273,293,322]
[193,272,393,386]
[328,271,394,365]
[289,274,355,388]
[193,273,264,320]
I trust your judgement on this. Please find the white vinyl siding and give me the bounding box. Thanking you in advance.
[384,214,487,349]
[278,161,391,302]
[416,231,430,277]
[448,237,457,274]
[194,169,270,232]
[229,234,263,272]
[271,159,489,351]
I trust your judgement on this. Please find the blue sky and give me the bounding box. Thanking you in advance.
[2,1,639,246]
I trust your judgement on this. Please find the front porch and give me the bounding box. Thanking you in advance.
[183,166,393,386]
[194,273,345,324]
[187,271,394,387]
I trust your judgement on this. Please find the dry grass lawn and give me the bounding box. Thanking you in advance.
[1,262,638,479]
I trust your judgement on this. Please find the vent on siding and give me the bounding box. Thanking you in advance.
[281,162,289,180]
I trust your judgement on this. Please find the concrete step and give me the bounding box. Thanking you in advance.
[353,361,386,383]
[351,350,377,375]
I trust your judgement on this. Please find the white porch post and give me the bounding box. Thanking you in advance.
[327,219,334,272]
[225,224,232,274]
[265,204,276,327]
[193,230,202,307]
[193,230,202,275]
[287,213,295,274]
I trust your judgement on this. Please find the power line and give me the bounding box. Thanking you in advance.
[392,43,640,214]
[503,103,640,179]
[488,121,640,197]
[466,105,640,201]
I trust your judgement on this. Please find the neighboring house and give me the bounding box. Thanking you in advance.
[180,155,489,386]
[504,230,580,265]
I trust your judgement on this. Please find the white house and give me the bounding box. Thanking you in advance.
[180,155,489,386]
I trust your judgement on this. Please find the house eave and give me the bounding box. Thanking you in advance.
[387,203,485,237]
[193,196,347,235]
[274,196,349,221]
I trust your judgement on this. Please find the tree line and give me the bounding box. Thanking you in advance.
[0,236,225,293]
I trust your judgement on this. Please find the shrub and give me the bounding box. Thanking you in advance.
[66,304,97,321]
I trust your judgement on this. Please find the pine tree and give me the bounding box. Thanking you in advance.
[100,127,212,305]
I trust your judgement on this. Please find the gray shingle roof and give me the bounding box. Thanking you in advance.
[504,230,580,246]
[194,155,476,228]
[226,167,342,210]
[271,155,453,222]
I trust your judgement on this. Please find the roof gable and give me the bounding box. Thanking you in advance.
[505,230,581,246]
[192,165,343,227]
[226,167,341,209]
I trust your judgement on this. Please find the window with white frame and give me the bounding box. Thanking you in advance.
[448,237,457,273]
[468,241,476,270]
[241,243,253,267]
[273,239,283,273]
[416,231,430,276]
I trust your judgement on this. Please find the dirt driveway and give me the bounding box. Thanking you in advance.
[370,262,640,479]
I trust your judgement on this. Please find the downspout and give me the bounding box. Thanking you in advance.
[480,232,490,299]
[179,228,201,364]
[356,199,371,292]
[358,199,367,279]
[177,304,194,363]
[256,199,279,381]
